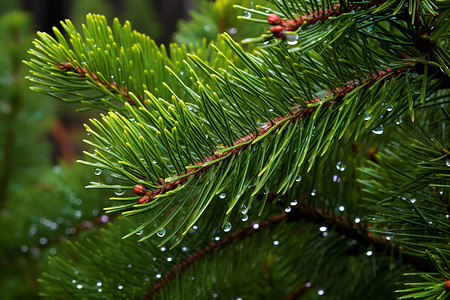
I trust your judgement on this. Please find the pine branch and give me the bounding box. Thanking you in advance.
[137,65,413,203]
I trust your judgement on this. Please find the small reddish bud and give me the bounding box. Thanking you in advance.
[137,195,150,204]
[445,280,450,291]
[270,25,284,34]
[134,184,147,196]
[267,14,282,25]
[57,62,73,71]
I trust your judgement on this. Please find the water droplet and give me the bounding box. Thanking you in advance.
[204,25,211,32]
[215,236,220,241]
[333,175,340,182]
[98,288,102,292]
[286,33,299,45]
[364,113,372,121]
[295,175,302,182]
[40,237,47,245]
[74,210,82,219]
[77,284,83,289]
[21,245,28,252]
[446,158,450,167]
[372,125,384,135]
[285,206,291,213]
[219,192,226,199]
[318,290,325,296]
[241,214,248,221]
[156,274,161,279]
[387,105,393,112]
[410,198,416,203]
[227,27,237,35]
[290,200,298,206]
[110,75,115,79]
[336,161,346,172]
[319,226,327,232]
[366,250,373,256]
[252,223,259,229]
[241,205,247,215]
[97,282,102,287]
[129,115,135,121]
[242,11,251,17]
[223,221,232,232]
[182,247,189,251]
[94,168,102,175]
[306,282,311,287]
[396,116,402,125]
[180,71,184,75]
[113,188,125,196]
[338,206,345,212]
[128,264,132,268]
[273,240,279,245]
[354,218,361,223]
[72,280,76,284]
[311,190,316,196]
[213,293,218,298]
[152,160,157,164]
[157,228,166,238]
[167,257,172,262]
[136,230,143,236]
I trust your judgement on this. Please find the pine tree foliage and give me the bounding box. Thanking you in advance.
[24,0,450,298]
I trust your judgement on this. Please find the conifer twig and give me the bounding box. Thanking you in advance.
[137,66,413,204]
[147,192,432,298]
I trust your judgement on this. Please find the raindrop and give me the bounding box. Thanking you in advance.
[286,34,299,45]
[156,274,162,279]
[242,11,251,18]
[204,25,211,32]
[129,115,135,121]
[364,113,372,121]
[306,282,311,287]
[386,105,393,112]
[21,245,28,252]
[372,125,384,135]
[72,280,76,284]
[136,230,143,236]
[98,288,102,292]
[410,198,416,203]
[40,237,47,245]
[167,257,172,262]
[241,205,247,215]
[180,71,184,75]
[446,158,450,167]
[366,250,373,256]
[338,206,345,212]
[319,226,327,232]
[110,75,115,79]
[219,192,226,199]
[157,228,166,237]
[396,116,402,125]
[97,282,102,287]
[182,247,189,251]
[333,175,340,182]
[311,190,316,196]
[128,264,132,268]
[215,236,220,241]
[227,27,237,35]
[285,206,292,213]
[273,240,279,245]
[74,210,82,219]
[295,175,302,182]
[77,284,83,289]
[113,188,125,196]
[223,221,232,232]
[252,223,260,229]
[354,218,361,223]
[318,290,325,296]
[94,168,102,175]
[336,161,346,171]
[241,215,249,222]
[290,200,298,206]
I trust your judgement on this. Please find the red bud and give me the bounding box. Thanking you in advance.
[267,14,282,25]
[134,184,147,196]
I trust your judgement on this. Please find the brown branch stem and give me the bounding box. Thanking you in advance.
[146,197,433,299]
